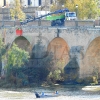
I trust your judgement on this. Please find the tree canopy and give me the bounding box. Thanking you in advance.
[64,0,100,19]
[6,43,30,69]
[10,0,26,20]
[50,0,100,19]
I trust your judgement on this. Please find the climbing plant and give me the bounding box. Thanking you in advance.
[0,34,9,76]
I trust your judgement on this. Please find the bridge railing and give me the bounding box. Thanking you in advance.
[75,20,95,27]
[0,20,15,27]
[0,20,97,28]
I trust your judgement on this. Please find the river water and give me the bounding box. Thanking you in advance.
[0,85,100,100]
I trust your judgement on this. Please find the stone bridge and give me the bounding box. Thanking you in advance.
[0,23,100,80]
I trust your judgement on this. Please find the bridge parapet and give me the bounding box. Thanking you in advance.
[0,20,95,28]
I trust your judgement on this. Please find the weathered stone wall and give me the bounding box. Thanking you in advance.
[1,26,100,79]
[0,20,95,27]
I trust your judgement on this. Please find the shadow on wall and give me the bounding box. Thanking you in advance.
[64,57,79,83]
[23,53,54,83]
[14,36,31,53]
[31,34,48,59]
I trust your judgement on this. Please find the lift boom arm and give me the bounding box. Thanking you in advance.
[20,8,69,25]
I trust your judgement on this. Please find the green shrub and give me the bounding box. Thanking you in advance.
[83,77,93,85]
[0,80,7,87]
[2,83,13,88]
[47,69,64,83]
[76,78,84,84]
[90,76,98,85]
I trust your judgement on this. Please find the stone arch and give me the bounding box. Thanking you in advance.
[83,36,100,78]
[13,36,32,54]
[47,37,70,69]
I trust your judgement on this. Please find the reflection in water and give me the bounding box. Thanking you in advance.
[0,86,99,100]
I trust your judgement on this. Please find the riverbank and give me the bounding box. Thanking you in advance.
[82,85,100,91]
[2,86,100,100]
[0,81,99,100]
[0,78,100,93]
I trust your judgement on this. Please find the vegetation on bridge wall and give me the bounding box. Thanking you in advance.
[0,34,100,87]
[0,35,9,76]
